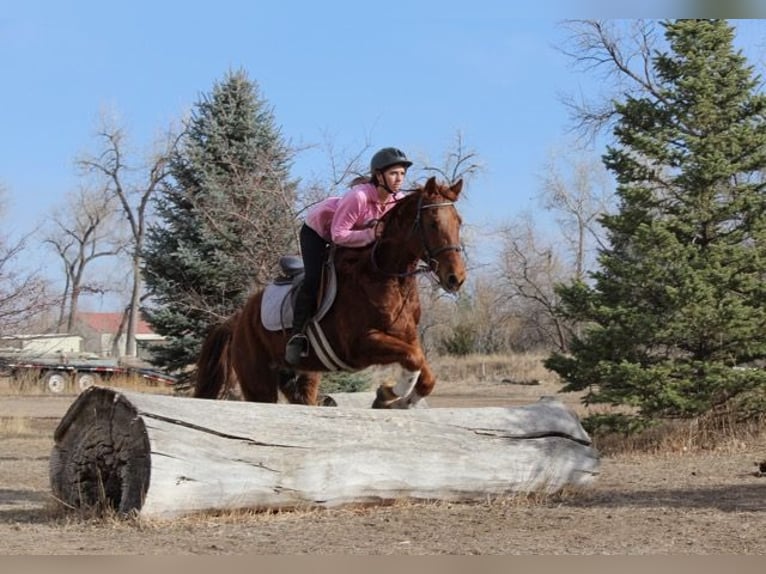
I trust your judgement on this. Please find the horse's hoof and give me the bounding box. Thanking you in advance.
[318,394,338,407]
[372,384,398,409]
[371,385,412,409]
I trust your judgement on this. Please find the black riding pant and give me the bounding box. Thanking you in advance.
[292,224,328,331]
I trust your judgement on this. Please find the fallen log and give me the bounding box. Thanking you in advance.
[50,386,599,519]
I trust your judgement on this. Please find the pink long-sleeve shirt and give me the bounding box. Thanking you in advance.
[305,182,402,248]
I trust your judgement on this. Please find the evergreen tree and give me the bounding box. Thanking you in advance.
[142,69,297,372]
[546,20,766,428]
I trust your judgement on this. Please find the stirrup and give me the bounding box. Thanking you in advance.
[285,333,309,365]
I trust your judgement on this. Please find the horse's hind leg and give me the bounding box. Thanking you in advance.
[229,292,290,403]
[239,365,280,402]
[230,331,279,403]
[279,371,321,405]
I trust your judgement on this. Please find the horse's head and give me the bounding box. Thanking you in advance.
[373,176,467,292]
[413,176,466,293]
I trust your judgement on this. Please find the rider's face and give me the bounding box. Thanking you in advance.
[381,166,407,193]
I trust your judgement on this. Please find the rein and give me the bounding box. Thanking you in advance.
[370,193,462,278]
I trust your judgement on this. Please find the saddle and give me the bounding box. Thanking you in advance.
[261,248,353,371]
[260,250,338,333]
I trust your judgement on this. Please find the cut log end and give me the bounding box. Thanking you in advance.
[50,388,151,515]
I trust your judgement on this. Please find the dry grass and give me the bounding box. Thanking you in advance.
[357,351,558,388]
[106,376,176,395]
[0,373,48,395]
[39,496,147,531]
[129,489,585,529]
[0,416,32,436]
[592,405,766,457]
[428,352,558,385]
[0,374,175,397]
[326,352,560,395]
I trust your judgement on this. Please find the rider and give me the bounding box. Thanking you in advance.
[285,147,413,365]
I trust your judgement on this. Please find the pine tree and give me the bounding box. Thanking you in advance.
[546,20,766,428]
[142,69,297,372]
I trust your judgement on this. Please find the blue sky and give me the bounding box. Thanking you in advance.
[2,3,766,309]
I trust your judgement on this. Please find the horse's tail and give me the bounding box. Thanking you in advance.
[194,312,240,399]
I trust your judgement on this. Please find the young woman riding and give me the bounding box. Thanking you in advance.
[285,146,413,365]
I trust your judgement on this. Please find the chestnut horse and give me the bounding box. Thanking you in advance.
[194,176,466,408]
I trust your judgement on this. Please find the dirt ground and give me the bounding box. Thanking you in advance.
[2,375,766,555]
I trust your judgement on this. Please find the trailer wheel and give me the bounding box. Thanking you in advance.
[43,371,71,394]
[76,372,101,392]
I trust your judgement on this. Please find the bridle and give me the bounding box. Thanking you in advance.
[370,193,463,278]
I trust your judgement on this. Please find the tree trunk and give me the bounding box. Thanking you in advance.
[66,285,81,333]
[50,387,600,519]
[125,253,141,357]
[111,306,130,357]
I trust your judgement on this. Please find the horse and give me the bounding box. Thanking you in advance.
[194,176,466,408]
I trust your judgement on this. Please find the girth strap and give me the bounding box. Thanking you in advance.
[306,320,354,371]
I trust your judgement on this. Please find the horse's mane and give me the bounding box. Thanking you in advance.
[380,186,421,224]
[332,180,456,276]
[379,178,459,228]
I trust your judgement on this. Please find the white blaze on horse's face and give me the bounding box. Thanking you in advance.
[421,178,466,293]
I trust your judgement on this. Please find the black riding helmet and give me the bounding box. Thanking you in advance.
[370,147,413,173]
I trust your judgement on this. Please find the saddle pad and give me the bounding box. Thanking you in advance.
[261,283,294,331]
[259,255,340,333]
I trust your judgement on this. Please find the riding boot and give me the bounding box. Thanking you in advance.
[285,289,314,365]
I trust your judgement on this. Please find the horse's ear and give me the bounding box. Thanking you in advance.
[450,179,463,199]
[424,176,438,192]
[440,178,463,202]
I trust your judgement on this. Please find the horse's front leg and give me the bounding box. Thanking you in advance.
[372,362,436,409]
[355,331,435,409]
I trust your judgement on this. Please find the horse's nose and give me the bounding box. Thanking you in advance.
[446,273,464,292]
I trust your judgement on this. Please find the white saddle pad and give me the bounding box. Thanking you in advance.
[261,283,294,331]
[259,256,339,333]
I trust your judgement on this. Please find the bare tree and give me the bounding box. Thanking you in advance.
[414,133,492,355]
[495,144,613,352]
[420,273,517,356]
[0,185,54,335]
[418,131,487,281]
[557,19,661,142]
[497,213,573,351]
[43,184,127,331]
[77,115,176,356]
[420,131,483,186]
[295,133,374,218]
[298,131,481,212]
[539,145,612,280]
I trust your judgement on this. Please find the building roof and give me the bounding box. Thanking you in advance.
[76,312,156,335]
